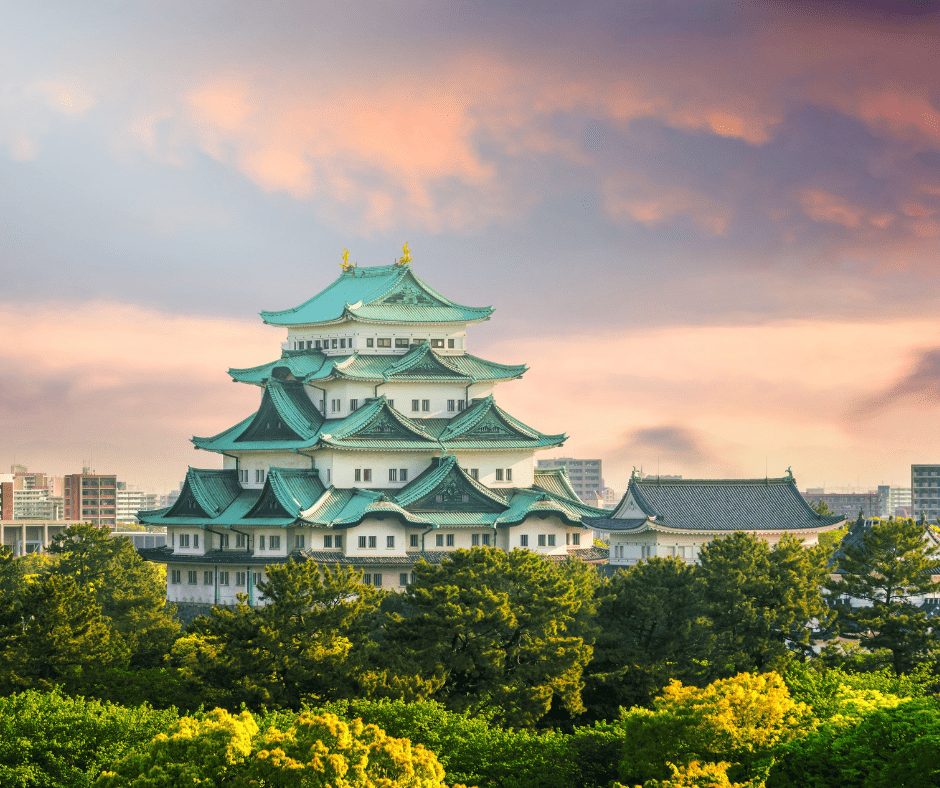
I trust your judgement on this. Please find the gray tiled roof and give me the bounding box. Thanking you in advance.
[588,477,845,532]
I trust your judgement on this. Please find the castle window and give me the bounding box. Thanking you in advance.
[295,534,305,549]
[538,535,546,547]
[446,534,454,547]
[387,535,395,548]
[469,469,479,481]
[364,573,372,585]
[431,339,444,348]
[457,400,466,411]
[179,534,190,548]
[193,534,199,548]
[255,469,265,483]
[520,535,528,547]
[188,571,197,585]
[436,534,444,547]
[306,341,312,349]
[325,534,333,548]
[259,535,266,550]
[400,468,408,482]
[350,399,358,411]
[472,534,479,546]
[236,572,246,586]
[481,533,491,546]
[358,535,366,548]
[506,469,512,482]
[219,534,229,548]
[373,573,382,587]
[572,533,580,545]
[363,469,372,482]
[448,400,455,412]
[204,571,213,584]
[548,535,556,547]
[389,469,397,482]
[496,469,504,481]
[219,572,229,586]
[387,399,394,408]
[448,339,455,348]
[422,399,430,412]
[236,533,246,548]
[355,469,361,482]
[315,340,321,348]
[270,536,281,550]
[412,400,420,412]
[171,570,181,584]
[400,572,409,586]
[331,339,338,348]
[395,338,410,348]
[410,534,418,548]
[340,338,346,348]
[367,338,374,347]
[377,338,391,348]
[368,535,377,548]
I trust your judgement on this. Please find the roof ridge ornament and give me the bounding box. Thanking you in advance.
[340,248,355,272]
[396,241,412,267]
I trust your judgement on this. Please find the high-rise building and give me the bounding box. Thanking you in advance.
[535,458,604,503]
[139,257,607,611]
[115,484,160,523]
[876,485,912,518]
[64,470,117,527]
[911,465,940,521]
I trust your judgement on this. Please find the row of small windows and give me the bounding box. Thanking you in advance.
[171,569,262,587]
[353,468,410,483]
[325,399,469,415]
[294,338,457,351]
[237,470,266,484]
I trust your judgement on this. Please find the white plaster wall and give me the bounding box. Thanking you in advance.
[230,451,313,488]
[344,518,413,556]
[326,450,439,489]
[501,515,571,556]
[368,382,479,418]
[167,565,215,604]
[168,526,207,555]
[319,381,380,416]
[254,529,290,558]
[452,451,535,488]
[222,455,237,470]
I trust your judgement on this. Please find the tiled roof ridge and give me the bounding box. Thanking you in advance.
[634,476,797,486]
[266,380,324,437]
[325,396,437,443]
[437,395,494,439]
[261,264,407,320]
[185,467,240,518]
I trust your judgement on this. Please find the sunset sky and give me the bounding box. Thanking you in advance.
[3,1,940,495]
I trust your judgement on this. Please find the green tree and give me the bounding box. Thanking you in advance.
[827,517,940,673]
[46,524,180,667]
[583,558,706,718]
[377,548,598,728]
[697,533,831,677]
[0,574,128,693]
[194,561,383,710]
[0,688,177,788]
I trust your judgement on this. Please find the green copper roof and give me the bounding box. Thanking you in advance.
[244,467,326,519]
[140,462,599,531]
[193,392,565,453]
[228,345,526,386]
[260,264,494,326]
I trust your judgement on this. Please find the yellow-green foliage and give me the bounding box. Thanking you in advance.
[618,673,811,788]
[97,708,455,787]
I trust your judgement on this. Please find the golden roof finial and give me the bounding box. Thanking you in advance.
[340,248,354,272]
[396,241,412,267]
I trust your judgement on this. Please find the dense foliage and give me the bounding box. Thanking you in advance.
[3,524,940,787]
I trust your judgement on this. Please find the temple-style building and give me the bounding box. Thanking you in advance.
[140,253,607,609]
[588,470,846,567]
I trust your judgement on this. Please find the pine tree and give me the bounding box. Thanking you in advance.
[827,517,940,673]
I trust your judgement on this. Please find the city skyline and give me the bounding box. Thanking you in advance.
[3,2,940,494]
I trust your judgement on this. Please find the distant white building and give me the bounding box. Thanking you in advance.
[116,485,160,523]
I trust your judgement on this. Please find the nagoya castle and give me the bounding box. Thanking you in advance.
[141,248,607,609]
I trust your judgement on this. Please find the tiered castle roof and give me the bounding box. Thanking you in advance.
[260,264,493,326]
[192,391,566,454]
[141,456,607,535]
